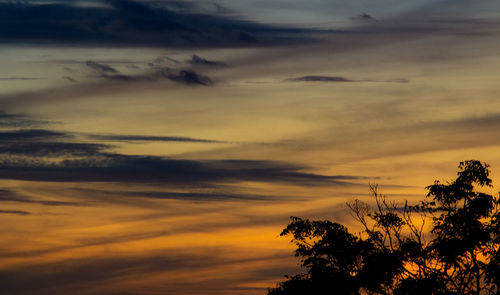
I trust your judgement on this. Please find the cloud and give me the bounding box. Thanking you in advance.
[62,76,77,82]
[87,133,227,143]
[160,69,213,86]
[85,60,119,74]
[0,116,104,157]
[0,188,88,207]
[0,155,363,186]
[85,63,214,86]
[288,112,500,165]
[74,188,280,202]
[0,0,316,48]
[0,129,67,141]
[0,112,49,128]
[0,253,217,294]
[0,113,227,158]
[0,64,217,111]
[0,251,294,295]
[385,78,409,83]
[188,55,226,67]
[148,56,180,66]
[0,77,39,81]
[350,13,377,23]
[0,202,352,266]
[289,75,354,82]
[0,111,363,186]
[0,142,111,157]
[288,75,409,83]
[0,209,30,215]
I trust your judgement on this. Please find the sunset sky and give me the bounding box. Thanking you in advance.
[2,0,500,294]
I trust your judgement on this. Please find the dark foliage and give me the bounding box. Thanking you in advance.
[269,160,500,295]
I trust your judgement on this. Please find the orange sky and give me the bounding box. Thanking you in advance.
[2,1,500,294]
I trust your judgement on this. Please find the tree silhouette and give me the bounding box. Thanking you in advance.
[269,160,500,295]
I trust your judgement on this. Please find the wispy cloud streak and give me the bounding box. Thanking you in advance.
[87,133,228,143]
[0,111,364,186]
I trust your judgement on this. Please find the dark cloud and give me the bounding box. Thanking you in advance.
[0,69,215,110]
[385,78,409,83]
[75,188,280,202]
[0,77,39,81]
[288,76,409,83]
[155,0,198,13]
[53,59,137,66]
[0,155,362,186]
[160,69,213,86]
[87,133,226,143]
[350,13,377,23]
[0,189,88,207]
[0,116,111,156]
[91,66,214,86]
[235,30,258,42]
[0,112,49,128]
[126,64,141,69]
[85,60,119,73]
[289,75,354,82]
[0,119,101,156]
[0,209,30,215]
[0,141,110,157]
[188,55,226,67]
[0,111,364,186]
[0,129,67,141]
[0,251,293,295]
[0,253,216,294]
[148,56,180,66]
[0,0,316,48]
[99,74,137,81]
[62,76,77,82]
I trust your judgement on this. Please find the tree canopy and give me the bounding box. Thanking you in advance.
[269,160,500,295]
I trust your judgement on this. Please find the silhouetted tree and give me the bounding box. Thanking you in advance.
[269,160,500,295]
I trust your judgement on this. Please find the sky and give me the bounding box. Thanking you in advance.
[1,0,500,294]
